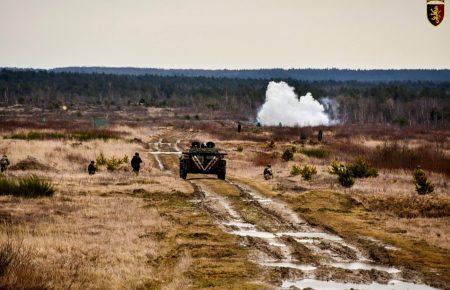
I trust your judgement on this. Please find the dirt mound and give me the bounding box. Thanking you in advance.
[9,156,53,171]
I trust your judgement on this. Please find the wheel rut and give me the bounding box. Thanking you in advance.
[155,140,438,290]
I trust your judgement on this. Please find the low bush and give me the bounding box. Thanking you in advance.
[236,145,244,152]
[299,165,317,181]
[290,165,301,176]
[281,148,294,162]
[300,147,331,159]
[96,154,129,171]
[330,160,355,187]
[0,175,55,197]
[347,157,378,178]
[338,168,355,187]
[413,167,434,195]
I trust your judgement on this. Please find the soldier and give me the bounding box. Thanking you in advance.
[263,164,273,180]
[131,152,143,175]
[237,122,242,133]
[0,155,10,173]
[88,161,97,175]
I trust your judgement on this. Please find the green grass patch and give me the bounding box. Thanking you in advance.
[0,175,55,197]
[300,147,331,159]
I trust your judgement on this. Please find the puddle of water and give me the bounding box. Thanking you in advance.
[150,140,165,170]
[328,262,401,274]
[366,237,400,251]
[282,279,438,290]
[262,262,317,271]
[231,229,276,239]
[174,140,181,152]
[233,182,305,225]
[276,232,342,241]
[196,182,413,283]
[223,221,255,229]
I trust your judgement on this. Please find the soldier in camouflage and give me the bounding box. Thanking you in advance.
[0,155,10,173]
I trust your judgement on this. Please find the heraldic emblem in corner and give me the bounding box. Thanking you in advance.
[427,0,445,26]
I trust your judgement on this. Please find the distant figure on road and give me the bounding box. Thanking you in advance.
[237,122,242,133]
[131,152,143,175]
[88,161,97,175]
[0,155,10,173]
[263,164,273,180]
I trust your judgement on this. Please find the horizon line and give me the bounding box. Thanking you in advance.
[2,66,450,71]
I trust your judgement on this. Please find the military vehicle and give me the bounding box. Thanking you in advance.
[179,141,227,180]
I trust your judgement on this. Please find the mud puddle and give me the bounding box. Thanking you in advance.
[148,139,181,170]
[282,279,438,290]
[192,180,437,289]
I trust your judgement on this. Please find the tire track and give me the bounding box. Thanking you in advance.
[158,139,438,290]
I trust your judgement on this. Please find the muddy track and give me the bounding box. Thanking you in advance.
[152,140,438,290]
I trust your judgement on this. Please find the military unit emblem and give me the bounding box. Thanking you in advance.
[427,0,445,26]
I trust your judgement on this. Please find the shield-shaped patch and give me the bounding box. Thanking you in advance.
[427,0,445,26]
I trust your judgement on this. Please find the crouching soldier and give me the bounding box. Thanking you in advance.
[88,161,97,175]
[0,155,10,173]
[131,152,142,175]
[263,164,273,180]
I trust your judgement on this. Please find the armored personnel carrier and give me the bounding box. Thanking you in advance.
[179,141,227,180]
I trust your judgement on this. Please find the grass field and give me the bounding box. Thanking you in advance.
[0,109,448,289]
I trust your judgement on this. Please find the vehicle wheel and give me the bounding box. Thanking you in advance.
[180,166,187,179]
[217,170,226,180]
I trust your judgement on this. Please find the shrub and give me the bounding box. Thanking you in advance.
[281,148,294,162]
[0,175,54,197]
[329,160,344,175]
[236,145,244,152]
[267,140,275,149]
[96,154,129,171]
[290,165,301,176]
[16,175,55,197]
[300,131,307,143]
[413,167,434,195]
[96,153,107,166]
[338,168,355,187]
[347,157,378,178]
[329,160,354,187]
[299,165,317,181]
[300,147,330,159]
[318,130,323,142]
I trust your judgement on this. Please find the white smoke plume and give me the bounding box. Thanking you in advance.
[257,81,330,127]
[320,97,340,124]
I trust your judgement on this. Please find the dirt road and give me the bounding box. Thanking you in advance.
[149,139,438,290]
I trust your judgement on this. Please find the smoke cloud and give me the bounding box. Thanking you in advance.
[257,81,330,127]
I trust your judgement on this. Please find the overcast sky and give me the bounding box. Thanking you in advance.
[0,0,449,69]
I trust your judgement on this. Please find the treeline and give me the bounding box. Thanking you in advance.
[0,69,449,126]
[51,67,450,82]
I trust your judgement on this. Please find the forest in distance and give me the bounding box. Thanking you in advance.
[0,69,449,126]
